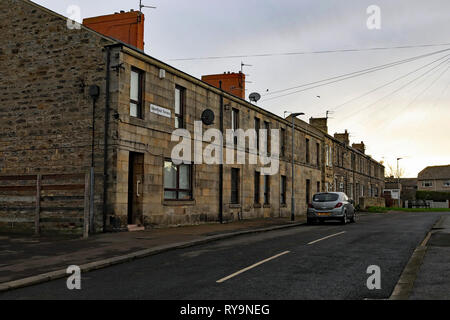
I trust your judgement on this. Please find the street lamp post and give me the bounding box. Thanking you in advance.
[286,112,305,221]
[397,157,402,208]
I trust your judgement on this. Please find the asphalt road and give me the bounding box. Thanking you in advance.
[0,212,446,300]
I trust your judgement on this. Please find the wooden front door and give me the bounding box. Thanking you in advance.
[128,152,144,225]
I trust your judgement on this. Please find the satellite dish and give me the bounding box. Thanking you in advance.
[249,92,261,103]
[201,109,215,125]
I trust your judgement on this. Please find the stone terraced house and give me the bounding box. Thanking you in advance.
[0,0,384,235]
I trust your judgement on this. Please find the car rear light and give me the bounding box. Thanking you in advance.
[335,202,343,208]
[308,203,313,208]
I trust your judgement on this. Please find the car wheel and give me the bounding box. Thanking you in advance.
[350,212,357,223]
[307,217,314,225]
[341,211,347,225]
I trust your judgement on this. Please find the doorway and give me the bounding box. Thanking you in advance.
[128,152,144,225]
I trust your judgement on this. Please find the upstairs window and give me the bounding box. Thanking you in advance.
[231,108,239,145]
[175,86,185,128]
[305,138,310,163]
[255,117,260,150]
[130,68,144,118]
[422,181,433,187]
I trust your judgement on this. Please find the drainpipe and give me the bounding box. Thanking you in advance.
[102,46,111,232]
[89,85,100,234]
[219,81,224,224]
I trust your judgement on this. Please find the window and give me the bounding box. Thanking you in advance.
[231,168,240,204]
[254,171,260,204]
[349,183,353,199]
[305,138,310,163]
[164,161,192,200]
[130,68,144,118]
[317,181,320,193]
[316,143,320,167]
[422,181,433,187]
[328,145,333,167]
[175,86,185,128]
[264,175,270,204]
[254,117,260,151]
[281,176,287,205]
[306,179,311,204]
[281,128,286,157]
[313,193,339,202]
[264,121,270,153]
[232,109,239,145]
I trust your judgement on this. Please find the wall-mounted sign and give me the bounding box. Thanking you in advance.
[150,104,171,119]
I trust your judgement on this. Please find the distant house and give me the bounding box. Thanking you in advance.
[418,165,450,192]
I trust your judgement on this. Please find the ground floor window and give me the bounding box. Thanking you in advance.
[264,175,270,204]
[164,161,192,200]
[281,176,287,205]
[231,168,240,204]
[254,171,260,204]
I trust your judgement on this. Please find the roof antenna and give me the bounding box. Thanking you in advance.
[241,61,252,74]
[326,110,334,119]
[139,0,156,12]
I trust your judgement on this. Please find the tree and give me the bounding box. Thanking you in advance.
[386,163,405,179]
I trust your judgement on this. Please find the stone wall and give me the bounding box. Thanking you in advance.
[0,0,115,233]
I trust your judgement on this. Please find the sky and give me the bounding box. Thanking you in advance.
[34,0,450,177]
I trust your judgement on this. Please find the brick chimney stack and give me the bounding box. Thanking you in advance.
[352,141,366,154]
[309,117,328,134]
[83,10,145,50]
[202,72,246,99]
[334,130,349,146]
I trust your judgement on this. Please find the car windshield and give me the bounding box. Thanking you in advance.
[313,193,339,202]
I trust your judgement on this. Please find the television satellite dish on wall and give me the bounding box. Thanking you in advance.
[249,92,261,103]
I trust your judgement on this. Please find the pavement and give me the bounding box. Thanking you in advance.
[409,214,450,300]
[1,211,449,300]
[0,217,305,291]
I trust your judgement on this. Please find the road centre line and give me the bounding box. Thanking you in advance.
[216,251,290,283]
[307,231,347,245]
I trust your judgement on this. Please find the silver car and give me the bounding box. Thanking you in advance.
[307,192,356,225]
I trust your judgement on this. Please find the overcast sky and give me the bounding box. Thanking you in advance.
[34,0,450,177]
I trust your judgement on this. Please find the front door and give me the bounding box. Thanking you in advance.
[128,152,144,225]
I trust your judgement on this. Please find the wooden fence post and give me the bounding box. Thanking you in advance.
[83,171,90,238]
[35,174,41,236]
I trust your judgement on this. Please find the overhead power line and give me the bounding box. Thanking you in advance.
[262,48,450,102]
[326,52,450,114]
[168,42,450,62]
[337,56,450,122]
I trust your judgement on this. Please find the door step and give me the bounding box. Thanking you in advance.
[127,224,145,232]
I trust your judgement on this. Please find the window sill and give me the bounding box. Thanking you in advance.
[280,204,287,208]
[229,204,241,208]
[254,203,262,208]
[263,204,271,208]
[163,200,196,206]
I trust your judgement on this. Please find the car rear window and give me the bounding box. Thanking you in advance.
[313,193,339,202]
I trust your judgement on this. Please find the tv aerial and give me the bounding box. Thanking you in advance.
[139,0,156,11]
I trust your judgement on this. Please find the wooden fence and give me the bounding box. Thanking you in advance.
[0,173,91,237]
